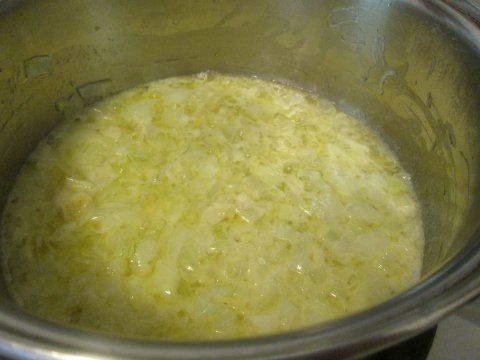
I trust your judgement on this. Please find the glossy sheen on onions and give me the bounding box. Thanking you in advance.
[1,73,424,340]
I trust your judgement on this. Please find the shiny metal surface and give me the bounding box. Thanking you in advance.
[0,0,479,359]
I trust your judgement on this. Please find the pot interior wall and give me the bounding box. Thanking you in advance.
[0,0,479,302]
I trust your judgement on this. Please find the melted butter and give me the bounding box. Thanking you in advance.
[1,73,424,340]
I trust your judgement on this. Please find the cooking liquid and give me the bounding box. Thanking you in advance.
[1,73,424,339]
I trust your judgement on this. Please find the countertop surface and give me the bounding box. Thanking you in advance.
[427,314,480,360]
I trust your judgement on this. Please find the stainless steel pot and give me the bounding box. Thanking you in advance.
[0,0,479,359]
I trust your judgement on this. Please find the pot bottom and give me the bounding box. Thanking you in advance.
[361,327,437,360]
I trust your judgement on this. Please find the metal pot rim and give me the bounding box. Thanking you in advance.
[0,1,479,359]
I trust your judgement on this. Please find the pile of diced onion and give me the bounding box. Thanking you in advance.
[1,73,424,339]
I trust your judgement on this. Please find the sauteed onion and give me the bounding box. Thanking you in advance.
[1,73,424,339]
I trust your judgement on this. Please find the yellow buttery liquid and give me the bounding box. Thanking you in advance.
[1,73,424,339]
